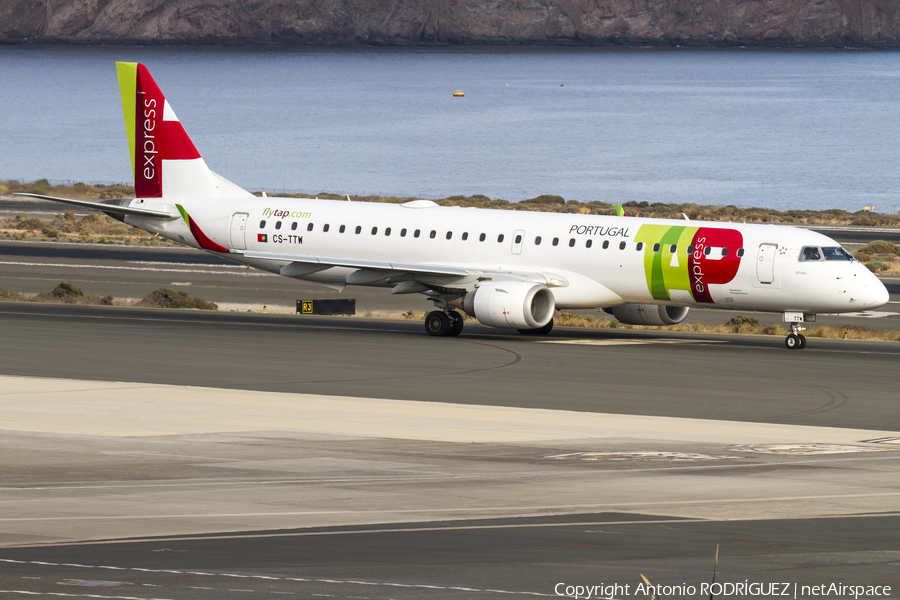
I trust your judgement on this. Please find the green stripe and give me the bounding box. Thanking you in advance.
[115,62,138,183]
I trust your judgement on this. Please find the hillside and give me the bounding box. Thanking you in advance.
[2,0,899,47]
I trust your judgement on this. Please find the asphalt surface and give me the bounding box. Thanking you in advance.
[1,302,899,429]
[2,514,899,599]
[2,220,900,599]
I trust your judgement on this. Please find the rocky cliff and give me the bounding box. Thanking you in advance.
[2,0,899,46]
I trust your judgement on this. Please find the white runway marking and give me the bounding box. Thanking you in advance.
[0,559,555,597]
[820,310,900,318]
[545,451,734,461]
[731,443,894,455]
[0,261,270,276]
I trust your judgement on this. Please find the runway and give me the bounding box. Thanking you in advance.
[1,223,900,598]
[1,304,900,597]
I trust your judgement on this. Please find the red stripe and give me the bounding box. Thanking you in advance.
[134,64,201,198]
[188,217,229,253]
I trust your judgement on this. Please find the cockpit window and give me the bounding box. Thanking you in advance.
[822,246,853,261]
[799,246,822,261]
[799,246,853,262]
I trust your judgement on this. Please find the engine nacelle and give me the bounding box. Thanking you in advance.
[461,282,556,329]
[604,304,689,326]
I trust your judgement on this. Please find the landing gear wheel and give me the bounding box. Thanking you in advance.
[425,311,451,337]
[785,323,808,350]
[517,319,554,336]
[447,311,464,336]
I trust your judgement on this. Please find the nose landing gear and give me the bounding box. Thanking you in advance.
[785,323,807,350]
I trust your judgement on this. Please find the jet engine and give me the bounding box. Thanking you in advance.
[455,282,555,329]
[604,304,689,326]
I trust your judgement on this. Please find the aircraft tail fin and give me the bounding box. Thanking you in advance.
[115,62,252,200]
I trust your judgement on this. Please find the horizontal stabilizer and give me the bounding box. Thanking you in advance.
[13,193,177,219]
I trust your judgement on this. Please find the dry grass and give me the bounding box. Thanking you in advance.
[853,240,900,274]
[0,210,171,245]
[0,283,216,310]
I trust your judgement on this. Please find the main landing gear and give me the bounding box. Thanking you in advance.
[425,310,464,337]
[785,323,807,350]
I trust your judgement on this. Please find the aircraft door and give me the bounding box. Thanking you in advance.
[230,213,248,250]
[757,243,776,284]
[512,230,525,255]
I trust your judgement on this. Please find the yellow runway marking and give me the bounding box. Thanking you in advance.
[540,338,722,346]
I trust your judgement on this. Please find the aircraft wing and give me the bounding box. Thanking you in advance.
[242,250,560,294]
[13,193,177,219]
[241,250,469,277]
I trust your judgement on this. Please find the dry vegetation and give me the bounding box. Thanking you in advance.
[0,282,217,310]
[0,210,168,245]
[855,240,900,274]
[4,179,900,233]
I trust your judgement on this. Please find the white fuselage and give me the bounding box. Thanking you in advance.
[126,195,889,316]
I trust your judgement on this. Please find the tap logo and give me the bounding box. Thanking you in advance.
[636,224,743,304]
[262,207,312,219]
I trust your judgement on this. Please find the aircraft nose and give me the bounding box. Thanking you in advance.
[857,273,890,309]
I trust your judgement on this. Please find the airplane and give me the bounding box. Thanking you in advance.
[16,62,890,350]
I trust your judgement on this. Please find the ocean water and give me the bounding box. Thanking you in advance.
[1,45,899,212]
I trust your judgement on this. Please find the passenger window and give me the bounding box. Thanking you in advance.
[339,225,346,233]
[619,241,626,250]
[636,242,644,251]
[355,226,362,234]
[704,246,711,256]
[515,234,522,244]
[669,244,677,253]
[498,234,505,243]
[687,245,694,254]
[568,238,575,247]
[602,240,609,249]
[323,224,330,232]
[446,231,452,240]
[722,247,728,256]
[535,236,542,245]
[414,229,421,238]
[259,220,266,228]
[307,223,314,232]
[371,227,378,235]
[430,230,436,239]
[400,228,407,237]
[737,248,744,257]
[652,243,659,252]
[552,238,559,246]
[462,232,468,241]
[292,222,298,231]
[385,227,391,236]
[275,221,282,230]
[479,233,486,242]
[586,239,592,248]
